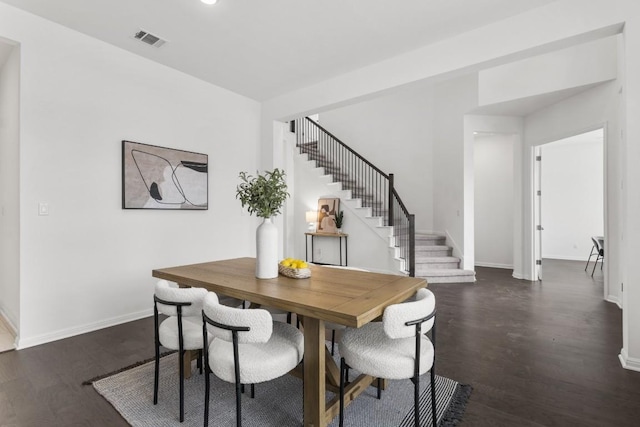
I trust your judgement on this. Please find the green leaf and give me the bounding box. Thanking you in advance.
[236,168,290,218]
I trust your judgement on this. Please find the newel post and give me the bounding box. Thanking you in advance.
[409,214,416,277]
[388,173,394,227]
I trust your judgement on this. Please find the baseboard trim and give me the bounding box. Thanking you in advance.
[0,307,18,336]
[444,230,464,267]
[16,308,153,350]
[475,262,513,269]
[619,349,640,372]
[605,295,621,308]
[512,271,537,281]
[543,255,591,262]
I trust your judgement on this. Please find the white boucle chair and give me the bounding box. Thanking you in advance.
[339,288,437,427]
[154,280,208,423]
[202,292,304,427]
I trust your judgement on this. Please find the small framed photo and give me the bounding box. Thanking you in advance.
[316,198,340,234]
[122,140,208,210]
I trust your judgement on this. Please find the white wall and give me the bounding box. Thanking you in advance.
[0,3,261,348]
[474,133,515,268]
[479,36,618,106]
[319,86,435,233]
[541,132,604,260]
[432,74,479,266]
[0,41,20,332]
[622,1,640,370]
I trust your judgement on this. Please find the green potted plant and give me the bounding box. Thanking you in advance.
[334,210,344,233]
[236,169,289,278]
[236,169,289,218]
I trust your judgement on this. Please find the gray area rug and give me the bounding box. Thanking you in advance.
[89,348,471,426]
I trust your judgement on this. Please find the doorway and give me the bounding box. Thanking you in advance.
[0,39,20,349]
[533,128,605,284]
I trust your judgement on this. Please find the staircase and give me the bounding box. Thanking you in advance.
[295,117,476,283]
[414,234,476,283]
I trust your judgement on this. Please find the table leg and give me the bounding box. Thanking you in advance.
[183,350,196,379]
[303,317,325,427]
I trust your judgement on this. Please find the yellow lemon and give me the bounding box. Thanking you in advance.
[299,262,308,269]
[281,260,291,267]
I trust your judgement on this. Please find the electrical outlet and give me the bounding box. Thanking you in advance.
[39,202,49,216]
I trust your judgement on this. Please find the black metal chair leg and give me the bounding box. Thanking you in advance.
[377,377,382,399]
[431,368,437,427]
[585,246,595,271]
[153,306,160,405]
[235,381,242,427]
[153,342,160,405]
[339,357,345,427]
[592,254,600,276]
[251,384,255,398]
[179,350,185,422]
[414,373,420,427]
[204,362,210,427]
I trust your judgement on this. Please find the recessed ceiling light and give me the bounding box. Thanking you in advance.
[201,0,218,5]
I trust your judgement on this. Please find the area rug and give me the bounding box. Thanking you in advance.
[86,348,471,426]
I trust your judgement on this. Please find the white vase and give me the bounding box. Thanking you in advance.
[256,217,278,279]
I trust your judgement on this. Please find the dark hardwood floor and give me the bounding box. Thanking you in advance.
[0,259,638,426]
[432,260,640,427]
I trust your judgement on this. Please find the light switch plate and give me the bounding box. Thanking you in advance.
[39,202,49,216]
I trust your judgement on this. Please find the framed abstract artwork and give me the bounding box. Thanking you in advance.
[316,197,340,234]
[122,140,208,210]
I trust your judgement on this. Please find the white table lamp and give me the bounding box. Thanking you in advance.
[305,211,317,231]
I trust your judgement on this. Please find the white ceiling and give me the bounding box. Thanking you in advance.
[0,0,557,101]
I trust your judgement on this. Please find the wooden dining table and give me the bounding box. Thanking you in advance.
[152,257,426,427]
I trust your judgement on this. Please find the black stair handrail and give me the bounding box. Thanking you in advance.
[294,117,416,277]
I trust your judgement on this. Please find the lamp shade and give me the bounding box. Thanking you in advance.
[305,211,317,223]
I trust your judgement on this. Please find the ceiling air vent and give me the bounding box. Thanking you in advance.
[133,29,167,48]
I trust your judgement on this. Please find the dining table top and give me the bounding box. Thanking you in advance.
[152,257,426,328]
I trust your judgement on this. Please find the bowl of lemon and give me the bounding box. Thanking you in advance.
[278,258,311,279]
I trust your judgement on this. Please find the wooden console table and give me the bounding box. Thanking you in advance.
[305,232,348,266]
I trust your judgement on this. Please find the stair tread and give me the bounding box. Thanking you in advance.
[416,269,476,277]
[415,245,451,250]
[416,256,460,262]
